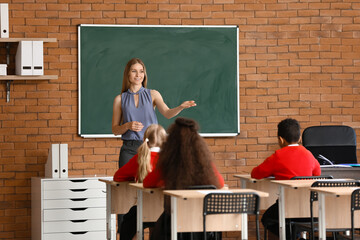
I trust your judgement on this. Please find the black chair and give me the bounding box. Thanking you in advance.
[350,189,360,240]
[203,192,261,240]
[291,175,334,180]
[302,125,357,165]
[293,180,360,240]
[337,189,360,240]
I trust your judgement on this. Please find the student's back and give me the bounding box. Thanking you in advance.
[144,117,224,240]
[250,118,321,238]
[251,144,320,180]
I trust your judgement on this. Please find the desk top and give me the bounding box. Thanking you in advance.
[271,179,319,188]
[233,174,274,182]
[128,183,164,194]
[310,187,360,196]
[271,178,354,189]
[163,188,269,199]
[98,179,135,186]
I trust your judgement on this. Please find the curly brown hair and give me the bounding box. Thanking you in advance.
[157,117,221,190]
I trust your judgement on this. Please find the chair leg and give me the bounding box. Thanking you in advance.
[264,226,267,240]
[291,223,297,240]
[256,215,260,240]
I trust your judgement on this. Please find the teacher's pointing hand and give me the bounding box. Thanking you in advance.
[180,100,197,109]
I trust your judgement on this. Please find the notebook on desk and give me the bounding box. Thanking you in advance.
[320,164,352,168]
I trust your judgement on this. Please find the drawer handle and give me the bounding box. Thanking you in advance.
[70,179,87,183]
[70,208,88,211]
[71,220,88,223]
[70,198,87,201]
[70,231,88,235]
[70,189,87,192]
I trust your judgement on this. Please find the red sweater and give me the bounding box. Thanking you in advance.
[251,145,321,180]
[143,163,225,188]
[113,152,159,182]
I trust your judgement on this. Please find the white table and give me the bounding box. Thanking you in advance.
[163,188,269,240]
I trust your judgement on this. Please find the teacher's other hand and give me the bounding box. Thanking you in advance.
[180,100,196,109]
[128,121,144,132]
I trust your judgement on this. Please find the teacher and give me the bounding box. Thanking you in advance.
[112,58,196,168]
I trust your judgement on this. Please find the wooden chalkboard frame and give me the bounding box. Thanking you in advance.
[78,25,239,138]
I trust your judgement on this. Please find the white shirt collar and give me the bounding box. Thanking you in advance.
[150,147,160,152]
[288,144,299,147]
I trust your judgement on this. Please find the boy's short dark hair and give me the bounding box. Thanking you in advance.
[277,118,301,144]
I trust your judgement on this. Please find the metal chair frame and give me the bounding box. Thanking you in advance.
[350,189,360,240]
[203,192,260,240]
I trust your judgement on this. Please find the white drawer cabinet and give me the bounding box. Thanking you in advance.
[31,176,116,240]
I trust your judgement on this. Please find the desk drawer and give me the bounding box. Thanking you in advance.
[43,179,106,190]
[44,198,106,209]
[43,207,106,221]
[43,219,106,233]
[43,231,106,240]
[44,188,106,199]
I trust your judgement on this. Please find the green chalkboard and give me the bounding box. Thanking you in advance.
[78,25,239,137]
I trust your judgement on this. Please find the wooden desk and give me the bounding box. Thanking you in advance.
[163,188,269,240]
[99,179,137,240]
[270,179,320,240]
[234,174,277,209]
[129,183,164,240]
[310,187,360,240]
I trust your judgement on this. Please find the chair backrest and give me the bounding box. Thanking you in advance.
[302,125,357,165]
[203,192,260,216]
[311,180,360,202]
[352,188,360,211]
[351,189,360,239]
[203,192,261,240]
[291,175,333,180]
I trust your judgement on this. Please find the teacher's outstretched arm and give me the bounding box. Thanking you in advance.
[151,90,196,119]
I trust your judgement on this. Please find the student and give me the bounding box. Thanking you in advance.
[143,117,224,240]
[113,124,167,240]
[112,58,196,168]
[251,118,321,239]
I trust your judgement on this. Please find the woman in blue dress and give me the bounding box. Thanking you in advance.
[112,58,196,168]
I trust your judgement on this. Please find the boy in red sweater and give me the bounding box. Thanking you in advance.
[251,118,321,238]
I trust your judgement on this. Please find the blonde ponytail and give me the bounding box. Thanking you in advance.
[137,124,166,182]
[137,141,151,182]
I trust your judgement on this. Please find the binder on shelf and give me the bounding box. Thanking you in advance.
[0,3,9,38]
[15,41,33,75]
[59,144,68,178]
[45,144,60,178]
[0,64,7,75]
[32,41,43,76]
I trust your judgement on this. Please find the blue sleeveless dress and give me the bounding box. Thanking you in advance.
[121,87,158,141]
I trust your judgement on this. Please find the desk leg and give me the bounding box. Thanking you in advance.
[318,193,326,240]
[240,179,247,189]
[170,196,178,240]
[241,213,248,240]
[278,186,286,240]
[106,184,112,240]
[136,190,143,240]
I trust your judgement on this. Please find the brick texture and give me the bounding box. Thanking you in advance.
[1,0,360,239]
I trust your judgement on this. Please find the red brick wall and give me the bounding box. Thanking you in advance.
[1,0,360,239]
